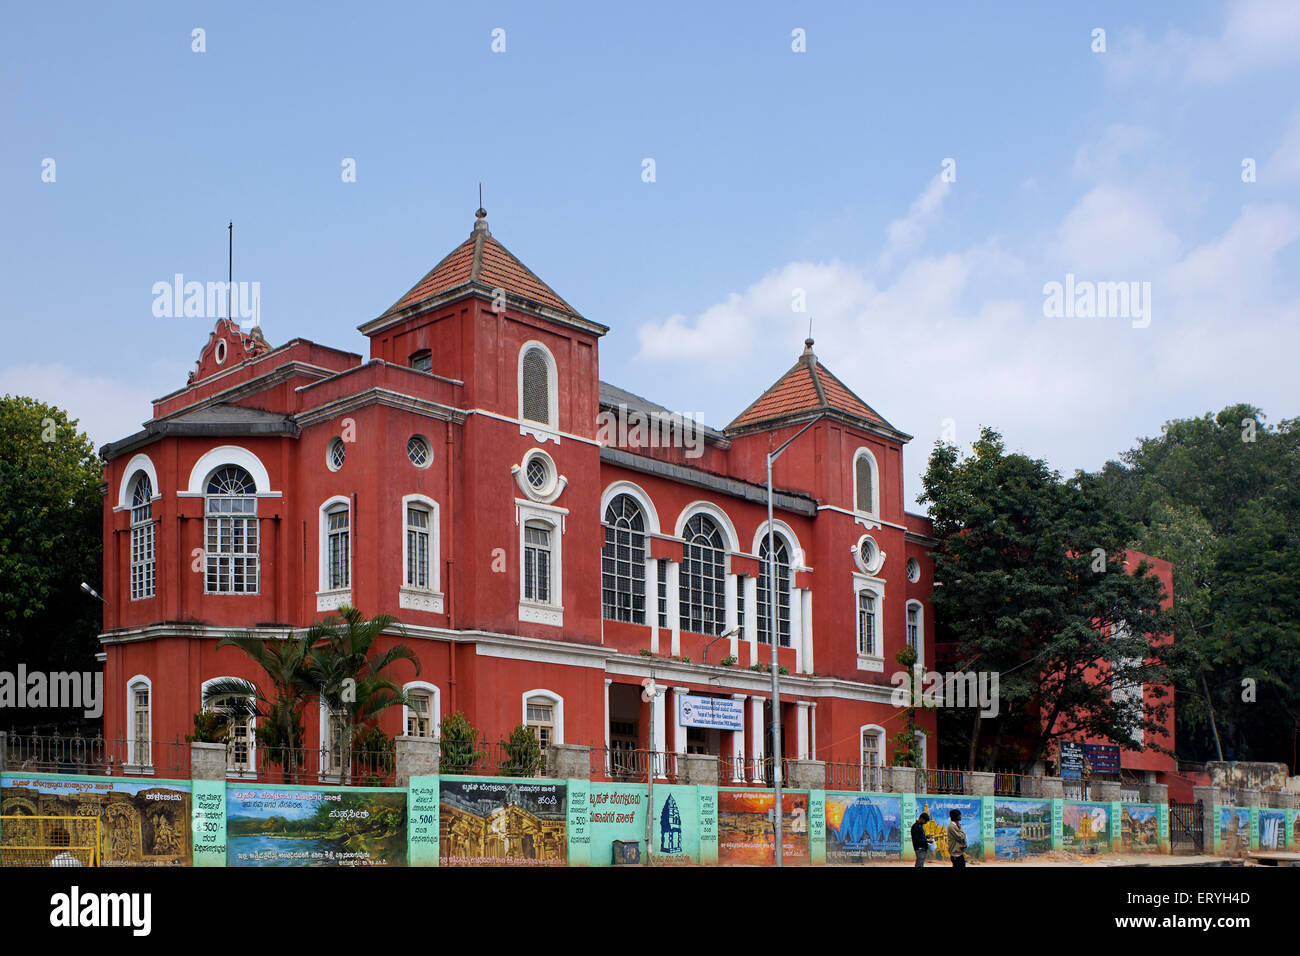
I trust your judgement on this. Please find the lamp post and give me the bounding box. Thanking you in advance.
[765,411,825,867]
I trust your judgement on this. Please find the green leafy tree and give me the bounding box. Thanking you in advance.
[890,646,925,768]
[921,427,1179,771]
[1097,405,1300,763]
[502,723,543,777]
[439,711,483,774]
[0,396,102,726]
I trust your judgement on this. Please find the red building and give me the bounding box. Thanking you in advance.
[97,209,938,782]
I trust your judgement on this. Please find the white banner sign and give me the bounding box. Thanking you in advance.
[678,695,744,730]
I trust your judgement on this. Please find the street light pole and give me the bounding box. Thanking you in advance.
[764,411,825,867]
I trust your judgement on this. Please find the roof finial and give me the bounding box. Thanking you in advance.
[474,184,489,234]
[804,316,815,353]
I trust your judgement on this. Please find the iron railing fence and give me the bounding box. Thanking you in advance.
[590,748,680,784]
[923,767,969,795]
[3,732,191,778]
[1063,781,1093,800]
[824,761,885,792]
[249,745,396,787]
[436,739,549,778]
[994,770,1047,798]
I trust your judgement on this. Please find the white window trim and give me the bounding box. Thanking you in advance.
[673,500,740,553]
[518,502,565,626]
[128,472,157,601]
[852,534,886,575]
[513,448,567,504]
[185,445,273,495]
[201,676,258,779]
[126,675,153,773]
[318,699,349,783]
[753,528,795,648]
[400,494,444,613]
[860,723,886,788]
[854,574,885,670]
[905,599,924,669]
[115,454,160,510]
[401,681,441,739]
[852,447,882,529]
[317,495,352,611]
[913,729,928,769]
[521,689,564,746]
[750,519,806,570]
[517,340,560,444]
[600,480,662,535]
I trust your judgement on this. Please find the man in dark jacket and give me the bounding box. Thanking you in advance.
[947,809,968,867]
[910,812,932,867]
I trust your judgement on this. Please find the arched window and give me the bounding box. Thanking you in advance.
[521,346,551,425]
[757,534,791,647]
[129,472,155,600]
[202,678,256,775]
[325,503,350,590]
[406,504,431,589]
[680,514,726,635]
[522,689,564,747]
[205,466,259,593]
[403,681,441,738]
[857,588,880,657]
[127,675,152,770]
[853,448,879,517]
[906,600,923,662]
[602,494,646,623]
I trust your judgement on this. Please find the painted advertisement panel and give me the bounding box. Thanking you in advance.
[226,785,407,866]
[439,777,566,866]
[824,792,902,862]
[584,782,701,865]
[993,798,1052,860]
[1062,801,1111,852]
[717,789,811,865]
[1,773,191,866]
[1118,804,1160,852]
[915,796,984,861]
[1219,806,1250,854]
[1259,809,1286,850]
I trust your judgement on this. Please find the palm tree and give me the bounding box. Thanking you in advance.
[305,606,420,784]
[207,630,317,782]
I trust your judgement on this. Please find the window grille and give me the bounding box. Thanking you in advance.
[407,436,431,467]
[602,494,646,623]
[327,507,350,590]
[524,522,553,603]
[205,466,258,593]
[680,514,725,635]
[756,535,791,646]
[521,348,550,424]
[857,591,878,656]
[129,474,154,600]
[406,506,430,589]
[855,454,874,513]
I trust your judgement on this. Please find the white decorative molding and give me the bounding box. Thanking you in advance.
[117,454,160,510]
[316,588,351,612]
[518,600,564,627]
[185,445,273,494]
[399,587,445,614]
[856,655,885,673]
[512,449,567,504]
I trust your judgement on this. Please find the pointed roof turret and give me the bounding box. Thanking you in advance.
[726,336,909,440]
[363,208,606,336]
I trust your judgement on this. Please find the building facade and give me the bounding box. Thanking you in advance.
[97,209,938,783]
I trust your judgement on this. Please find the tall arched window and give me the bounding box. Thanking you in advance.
[680,514,726,635]
[757,534,791,647]
[854,448,879,516]
[521,347,551,425]
[602,494,646,623]
[325,503,350,590]
[203,678,256,775]
[205,466,259,593]
[129,473,155,600]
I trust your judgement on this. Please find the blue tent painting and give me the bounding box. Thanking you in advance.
[825,793,902,862]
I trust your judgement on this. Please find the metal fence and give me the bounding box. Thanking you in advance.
[994,770,1046,798]
[3,732,191,778]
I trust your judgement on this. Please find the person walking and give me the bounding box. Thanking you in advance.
[947,809,968,867]
[910,812,933,867]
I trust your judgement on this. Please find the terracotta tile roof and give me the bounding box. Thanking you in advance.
[726,339,893,432]
[381,210,582,320]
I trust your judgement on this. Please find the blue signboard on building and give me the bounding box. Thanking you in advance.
[678,695,744,730]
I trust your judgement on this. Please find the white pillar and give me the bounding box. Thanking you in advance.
[749,696,764,783]
[810,702,817,761]
[730,694,746,782]
[801,589,814,674]
[743,575,759,666]
[672,686,688,756]
[604,678,612,775]
[724,572,739,659]
[647,558,660,654]
[796,701,810,760]
[790,582,804,675]
[666,561,681,657]
[653,689,667,779]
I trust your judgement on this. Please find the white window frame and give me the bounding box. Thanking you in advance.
[854,575,885,670]
[517,501,566,626]
[755,532,794,648]
[126,675,153,773]
[913,730,928,769]
[905,599,924,667]
[201,676,258,778]
[203,464,261,595]
[319,699,350,783]
[401,681,441,739]
[317,495,352,611]
[602,492,649,625]
[521,689,564,746]
[115,453,159,510]
[400,494,444,613]
[852,447,881,527]
[129,471,156,601]
[517,340,560,443]
[860,723,886,789]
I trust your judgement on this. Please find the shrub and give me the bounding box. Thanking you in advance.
[439,710,483,775]
[502,724,543,777]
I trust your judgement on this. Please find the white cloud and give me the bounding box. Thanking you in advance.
[880,174,951,268]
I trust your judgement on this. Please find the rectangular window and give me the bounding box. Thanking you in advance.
[657,561,668,629]
[524,524,552,603]
[857,591,878,656]
[862,730,882,767]
[906,604,920,653]
[406,506,430,589]
[130,502,155,600]
[132,687,150,766]
[526,699,554,749]
[327,509,350,590]
[205,498,259,593]
[407,692,432,737]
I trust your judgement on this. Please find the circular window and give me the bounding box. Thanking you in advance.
[407,435,432,468]
[855,535,883,575]
[526,456,549,490]
[906,558,920,583]
[327,437,346,471]
[214,339,228,365]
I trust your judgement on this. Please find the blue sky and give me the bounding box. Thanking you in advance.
[3,1,1298,506]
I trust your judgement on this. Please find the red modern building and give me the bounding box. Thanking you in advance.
[97,209,939,782]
